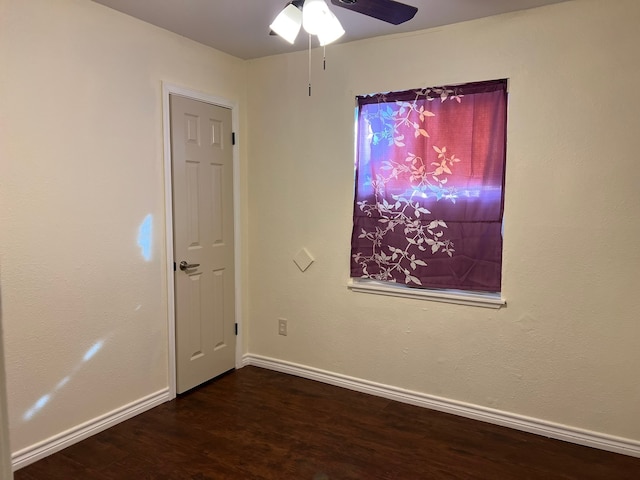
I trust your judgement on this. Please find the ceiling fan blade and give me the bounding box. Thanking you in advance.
[330,0,417,25]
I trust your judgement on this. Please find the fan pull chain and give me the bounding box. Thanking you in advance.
[323,46,326,71]
[308,34,312,96]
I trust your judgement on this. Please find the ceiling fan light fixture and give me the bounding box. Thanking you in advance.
[302,0,333,35]
[270,3,303,44]
[317,11,345,46]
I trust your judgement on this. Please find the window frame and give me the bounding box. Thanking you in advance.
[347,277,505,308]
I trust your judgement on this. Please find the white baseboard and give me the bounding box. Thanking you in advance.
[12,388,171,471]
[243,354,640,459]
[12,357,640,470]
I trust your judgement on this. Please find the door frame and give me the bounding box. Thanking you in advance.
[162,82,242,399]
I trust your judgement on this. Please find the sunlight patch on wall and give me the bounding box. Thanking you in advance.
[137,214,153,262]
[82,340,104,362]
[23,395,51,421]
[55,376,70,390]
[22,338,107,422]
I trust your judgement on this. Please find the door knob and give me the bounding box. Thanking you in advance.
[179,261,200,271]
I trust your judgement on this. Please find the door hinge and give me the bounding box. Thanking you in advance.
[173,261,176,272]
[235,323,238,336]
[232,132,236,145]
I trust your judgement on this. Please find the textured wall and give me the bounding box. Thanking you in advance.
[0,0,247,452]
[246,0,640,441]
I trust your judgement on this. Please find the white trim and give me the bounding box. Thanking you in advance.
[162,83,177,398]
[242,354,640,459]
[347,278,505,309]
[161,83,243,400]
[0,323,14,479]
[12,388,170,471]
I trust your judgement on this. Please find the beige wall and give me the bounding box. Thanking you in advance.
[0,0,247,453]
[246,0,640,442]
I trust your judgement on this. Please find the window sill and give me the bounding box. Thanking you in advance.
[347,279,506,309]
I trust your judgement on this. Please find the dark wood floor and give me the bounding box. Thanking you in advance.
[14,366,640,479]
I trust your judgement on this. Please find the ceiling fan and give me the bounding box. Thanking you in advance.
[270,0,418,46]
[329,0,418,26]
[269,0,417,95]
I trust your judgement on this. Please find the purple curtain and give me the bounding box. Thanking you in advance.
[350,79,507,292]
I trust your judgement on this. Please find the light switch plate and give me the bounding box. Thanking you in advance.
[293,248,314,272]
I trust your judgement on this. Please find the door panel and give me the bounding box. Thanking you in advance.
[170,95,235,394]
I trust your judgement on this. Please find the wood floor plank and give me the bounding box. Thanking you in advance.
[14,366,640,479]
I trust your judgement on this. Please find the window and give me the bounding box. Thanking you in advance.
[350,79,507,299]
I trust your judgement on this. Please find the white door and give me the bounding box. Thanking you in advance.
[170,94,235,394]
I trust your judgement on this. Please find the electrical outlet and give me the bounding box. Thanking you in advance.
[278,318,288,336]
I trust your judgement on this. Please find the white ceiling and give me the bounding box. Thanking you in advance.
[92,0,571,60]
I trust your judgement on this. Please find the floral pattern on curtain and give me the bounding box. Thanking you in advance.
[350,79,507,293]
